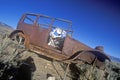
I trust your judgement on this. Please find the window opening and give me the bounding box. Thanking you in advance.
[38,16,52,28]
[48,27,66,50]
[24,15,37,25]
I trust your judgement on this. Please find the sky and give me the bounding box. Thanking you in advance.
[0,0,120,58]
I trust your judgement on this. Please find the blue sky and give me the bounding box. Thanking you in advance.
[0,0,120,58]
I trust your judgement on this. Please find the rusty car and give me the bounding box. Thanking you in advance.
[9,13,110,70]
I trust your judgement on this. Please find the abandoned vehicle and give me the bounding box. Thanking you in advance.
[9,13,110,70]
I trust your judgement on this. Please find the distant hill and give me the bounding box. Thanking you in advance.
[110,55,120,63]
[0,21,13,35]
[0,22,13,29]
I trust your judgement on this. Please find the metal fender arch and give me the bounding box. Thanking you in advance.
[68,50,110,64]
[9,30,30,48]
[68,50,96,64]
[87,50,111,62]
[9,30,24,38]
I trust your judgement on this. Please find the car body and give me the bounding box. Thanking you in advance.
[9,13,110,70]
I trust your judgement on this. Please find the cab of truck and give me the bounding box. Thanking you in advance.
[9,13,110,70]
[18,13,72,49]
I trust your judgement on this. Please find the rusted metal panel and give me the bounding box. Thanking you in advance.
[72,39,93,54]
[62,35,74,56]
[63,35,92,56]
[36,27,50,46]
[29,26,50,46]
[77,51,96,64]
[29,44,69,61]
